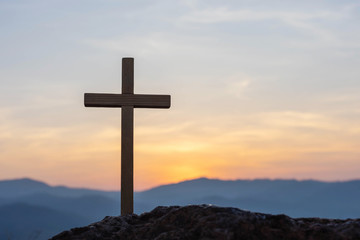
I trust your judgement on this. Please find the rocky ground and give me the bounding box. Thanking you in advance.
[51,205,360,240]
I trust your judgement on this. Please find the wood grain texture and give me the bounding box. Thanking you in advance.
[84,93,171,108]
[121,58,134,215]
[122,58,134,94]
[121,106,134,215]
[84,57,171,216]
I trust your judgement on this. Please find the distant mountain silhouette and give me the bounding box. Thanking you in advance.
[0,177,359,239]
[0,203,87,240]
[136,177,360,218]
[0,178,120,239]
[0,178,118,199]
[23,192,120,220]
[0,178,49,198]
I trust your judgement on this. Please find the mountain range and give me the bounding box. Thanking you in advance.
[0,177,359,239]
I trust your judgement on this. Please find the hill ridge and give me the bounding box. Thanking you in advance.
[50,205,360,240]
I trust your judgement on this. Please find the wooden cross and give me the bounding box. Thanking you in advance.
[84,58,171,215]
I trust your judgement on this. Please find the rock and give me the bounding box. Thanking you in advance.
[51,205,360,240]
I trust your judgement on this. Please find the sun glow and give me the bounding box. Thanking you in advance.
[1,0,360,191]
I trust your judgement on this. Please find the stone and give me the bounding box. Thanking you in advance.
[51,205,360,240]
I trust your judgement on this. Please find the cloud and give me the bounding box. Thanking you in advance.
[82,32,214,58]
[180,7,343,24]
[178,5,355,47]
[2,0,360,189]
[225,75,252,98]
[258,111,334,129]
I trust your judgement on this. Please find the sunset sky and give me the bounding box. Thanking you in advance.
[1,0,360,191]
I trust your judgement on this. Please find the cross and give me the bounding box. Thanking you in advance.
[84,57,171,215]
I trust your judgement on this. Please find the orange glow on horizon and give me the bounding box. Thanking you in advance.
[1,109,360,191]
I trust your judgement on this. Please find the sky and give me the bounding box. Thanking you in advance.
[1,0,360,191]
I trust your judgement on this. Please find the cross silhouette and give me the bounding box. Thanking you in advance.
[84,58,171,215]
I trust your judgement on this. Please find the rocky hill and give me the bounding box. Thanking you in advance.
[51,205,360,240]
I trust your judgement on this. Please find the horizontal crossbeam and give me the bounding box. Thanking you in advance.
[84,93,171,108]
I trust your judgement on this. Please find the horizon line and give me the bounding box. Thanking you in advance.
[1,176,360,192]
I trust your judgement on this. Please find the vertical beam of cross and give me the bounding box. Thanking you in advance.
[84,57,171,216]
[121,58,134,215]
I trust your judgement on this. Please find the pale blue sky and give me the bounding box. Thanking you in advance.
[1,0,360,190]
